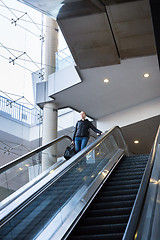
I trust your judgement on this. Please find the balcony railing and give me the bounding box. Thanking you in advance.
[0,95,42,126]
[55,47,75,71]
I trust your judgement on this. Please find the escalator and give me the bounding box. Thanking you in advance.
[0,156,116,239]
[0,126,160,240]
[67,155,148,240]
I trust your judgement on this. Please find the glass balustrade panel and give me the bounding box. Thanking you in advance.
[0,137,71,202]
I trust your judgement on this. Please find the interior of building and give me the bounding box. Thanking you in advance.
[0,0,160,239]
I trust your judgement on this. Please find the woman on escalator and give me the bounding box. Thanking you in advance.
[72,111,103,152]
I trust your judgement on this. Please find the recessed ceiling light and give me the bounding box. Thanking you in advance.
[134,140,139,144]
[104,78,110,83]
[25,164,30,167]
[143,73,150,78]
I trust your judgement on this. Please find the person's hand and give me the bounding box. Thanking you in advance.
[72,141,75,145]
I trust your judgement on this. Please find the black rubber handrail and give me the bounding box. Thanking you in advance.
[0,135,72,174]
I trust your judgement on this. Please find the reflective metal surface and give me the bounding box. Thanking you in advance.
[123,125,160,240]
[150,148,160,240]
[135,143,160,240]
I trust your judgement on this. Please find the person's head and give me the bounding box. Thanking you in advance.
[80,111,86,120]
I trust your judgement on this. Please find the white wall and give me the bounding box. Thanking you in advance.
[58,108,93,131]
[58,110,74,131]
[0,115,30,140]
[97,97,160,132]
[0,109,82,142]
[0,114,43,142]
[29,123,42,141]
[48,64,81,96]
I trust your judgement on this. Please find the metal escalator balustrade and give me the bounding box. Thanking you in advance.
[132,125,160,240]
[0,126,128,240]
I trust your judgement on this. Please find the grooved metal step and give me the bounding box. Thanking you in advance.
[81,215,129,225]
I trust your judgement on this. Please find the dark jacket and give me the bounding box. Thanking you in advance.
[73,119,102,141]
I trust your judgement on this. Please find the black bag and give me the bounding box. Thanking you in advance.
[64,144,76,160]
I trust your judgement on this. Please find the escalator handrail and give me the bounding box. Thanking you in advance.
[51,126,128,175]
[0,135,72,174]
[32,126,128,239]
[0,126,127,208]
[0,126,128,175]
[123,124,160,240]
[0,126,128,233]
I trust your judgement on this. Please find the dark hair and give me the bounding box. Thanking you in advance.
[81,111,86,115]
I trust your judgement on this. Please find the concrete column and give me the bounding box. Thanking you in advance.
[44,16,58,80]
[42,102,58,171]
[41,16,58,171]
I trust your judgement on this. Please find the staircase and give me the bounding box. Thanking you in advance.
[67,155,148,240]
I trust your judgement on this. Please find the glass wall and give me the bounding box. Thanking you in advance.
[0,0,45,167]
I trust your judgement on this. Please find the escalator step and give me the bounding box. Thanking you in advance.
[108,175,143,181]
[80,215,129,225]
[97,194,136,203]
[106,179,141,186]
[91,200,134,210]
[69,232,124,240]
[98,188,138,197]
[74,223,126,235]
[104,183,140,191]
[86,207,132,217]
[114,167,146,173]
[111,171,144,177]
[117,161,147,167]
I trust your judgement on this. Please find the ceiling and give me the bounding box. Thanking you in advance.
[58,0,156,69]
[19,0,160,154]
[19,0,157,69]
[19,0,160,120]
[50,55,160,119]
[121,114,160,155]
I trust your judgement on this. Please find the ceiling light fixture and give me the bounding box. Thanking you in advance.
[134,140,139,144]
[143,73,150,78]
[25,164,30,167]
[104,78,110,83]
